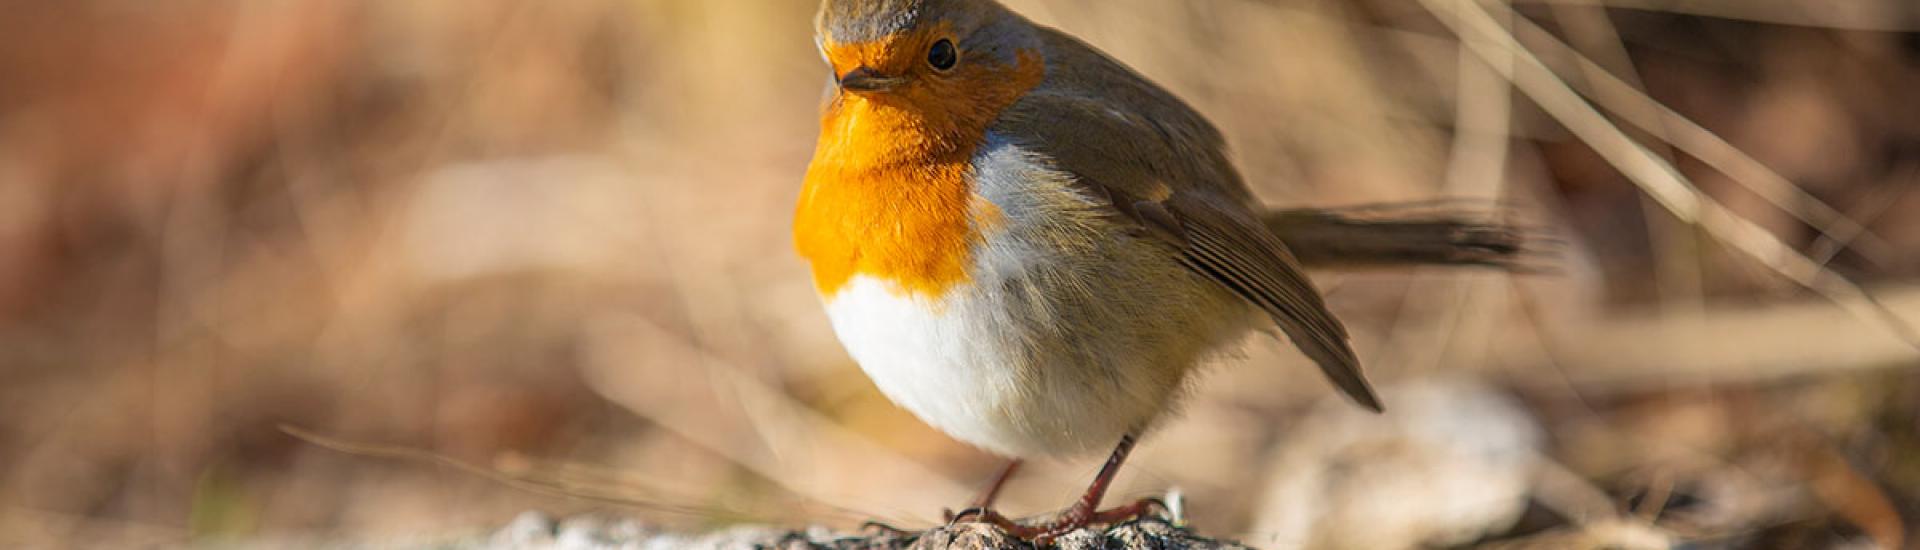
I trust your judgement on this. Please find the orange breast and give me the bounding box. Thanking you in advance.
[795,107,993,299]
[795,46,1042,300]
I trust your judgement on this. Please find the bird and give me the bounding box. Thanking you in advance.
[794,0,1526,542]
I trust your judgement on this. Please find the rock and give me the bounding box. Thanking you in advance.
[1249,380,1545,549]
[465,515,1247,550]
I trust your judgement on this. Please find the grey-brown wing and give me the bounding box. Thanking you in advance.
[995,85,1381,411]
[1163,192,1381,411]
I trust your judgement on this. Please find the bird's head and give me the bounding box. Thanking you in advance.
[813,0,1045,151]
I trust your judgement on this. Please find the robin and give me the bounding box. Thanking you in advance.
[794,0,1525,541]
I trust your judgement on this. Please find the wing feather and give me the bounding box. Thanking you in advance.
[990,28,1381,410]
[1170,194,1381,411]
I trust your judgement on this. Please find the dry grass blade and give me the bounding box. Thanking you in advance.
[1547,0,1708,313]
[1442,0,1514,201]
[1500,285,1920,388]
[277,425,812,521]
[1500,6,1899,267]
[580,316,976,526]
[1794,430,1907,549]
[1804,180,1909,267]
[1531,453,1621,524]
[1512,0,1920,31]
[1416,0,1920,350]
[1,507,187,546]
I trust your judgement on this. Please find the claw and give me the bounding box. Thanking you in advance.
[944,507,985,526]
[1024,498,1168,546]
[947,507,1034,533]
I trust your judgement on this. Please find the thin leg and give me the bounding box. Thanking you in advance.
[973,459,1023,510]
[1054,434,1138,526]
[944,459,1024,522]
[950,435,1162,545]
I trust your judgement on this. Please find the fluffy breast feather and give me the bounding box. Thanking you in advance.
[820,137,1256,457]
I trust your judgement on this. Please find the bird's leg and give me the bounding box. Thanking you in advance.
[949,435,1165,545]
[944,459,1024,521]
[974,459,1024,510]
[1031,434,1141,542]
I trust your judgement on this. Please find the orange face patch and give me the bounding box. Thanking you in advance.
[795,28,1043,300]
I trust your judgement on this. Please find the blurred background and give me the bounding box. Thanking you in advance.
[0,0,1917,548]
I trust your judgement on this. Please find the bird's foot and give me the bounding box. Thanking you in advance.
[947,497,1169,546]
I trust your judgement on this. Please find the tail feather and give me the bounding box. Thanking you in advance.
[1263,204,1541,270]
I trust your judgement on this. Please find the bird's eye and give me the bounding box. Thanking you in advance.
[927,39,958,71]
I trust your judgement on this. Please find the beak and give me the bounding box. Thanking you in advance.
[838,67,906,93]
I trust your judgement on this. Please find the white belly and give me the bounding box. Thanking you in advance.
[823,276,1114,457]
[824,267,1249,458]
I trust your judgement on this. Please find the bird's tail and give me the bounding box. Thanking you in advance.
[1263,201,1548,270]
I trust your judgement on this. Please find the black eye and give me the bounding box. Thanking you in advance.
[928,39,958,71]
